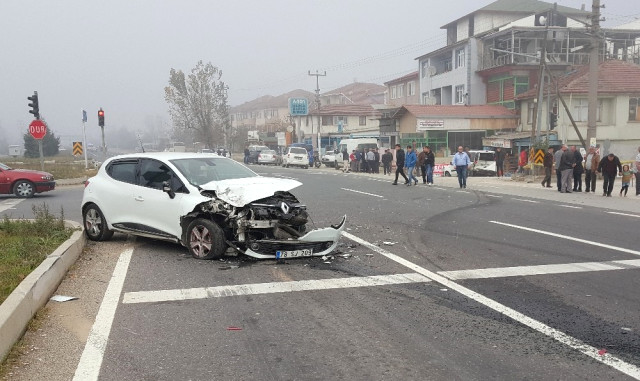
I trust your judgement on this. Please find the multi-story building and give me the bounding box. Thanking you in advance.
[384,71,420,106]
[230,89,315,133]
[416,0,592,106]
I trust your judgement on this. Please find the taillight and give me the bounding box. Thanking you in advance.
[84,180,90,188]
[258,154,262,159]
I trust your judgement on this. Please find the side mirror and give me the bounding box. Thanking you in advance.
[162,181,176,199]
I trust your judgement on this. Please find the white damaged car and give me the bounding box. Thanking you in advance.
[81,152,346,260]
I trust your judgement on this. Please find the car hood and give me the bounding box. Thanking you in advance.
[200,177,302,207]
[11,169,53,178]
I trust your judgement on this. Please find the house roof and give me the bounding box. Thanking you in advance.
[230,89,315,112]
[309,104,382,117]
[321,82,386,104]
[394,104,518,119]
[516,60,640,100]
[384,71,419,85]
[441,0,590,29]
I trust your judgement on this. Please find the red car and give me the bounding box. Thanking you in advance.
[0,162,56,197]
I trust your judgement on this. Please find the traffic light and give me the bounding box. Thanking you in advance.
[98,108,105,127]
[27,92,39,119]
[549,112,557,130]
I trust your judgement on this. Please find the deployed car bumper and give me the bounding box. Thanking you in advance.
[242,215,347,259]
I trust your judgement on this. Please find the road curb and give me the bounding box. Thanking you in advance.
[0,220,85,362]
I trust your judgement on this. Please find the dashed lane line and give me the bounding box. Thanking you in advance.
[340,188,384,198]
[558,205,583,209]
[122,273,430,304]
[0,198,24,213]
[439,259,640,280]
[341,231,640,379]
[512,198,540,203]
[607,211,640,218]
[490,221,640,257]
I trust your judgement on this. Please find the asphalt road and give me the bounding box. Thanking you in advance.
[2,167,639,380]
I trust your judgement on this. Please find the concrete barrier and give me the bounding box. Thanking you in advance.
[0,221,85,362]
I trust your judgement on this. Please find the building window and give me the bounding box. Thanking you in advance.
[333,116,348,125]
[444,59,452,72]
[359,116,367,126]
[408,81,416,96]
[630,97,640,121]
[321,116,332,126]
[422,93,430,104]
[572,99,601,122]
[527,102,535,124]
[391,86,397,99]
[398,84,404,98]
[455,85,465,104]
[422,61,428,78]
[456,48,465,69]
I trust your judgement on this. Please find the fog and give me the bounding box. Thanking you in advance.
[0,0,637,150]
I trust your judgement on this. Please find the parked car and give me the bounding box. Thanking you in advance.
[257,149,281,165]
[0,162,55,197]
[81,152,345,259]
[467,150,496,176]
[282,147,309,168]
[247,145,270,164]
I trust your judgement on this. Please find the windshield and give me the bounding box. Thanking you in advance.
[251,146,269,152]
[478,153,495,161]
[171,157,257,186]
[0,163,11,170]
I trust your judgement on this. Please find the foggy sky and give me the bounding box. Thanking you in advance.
[1,0,637,147]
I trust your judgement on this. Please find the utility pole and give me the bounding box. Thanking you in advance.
[308,70,326,153]
[587,0,602,147]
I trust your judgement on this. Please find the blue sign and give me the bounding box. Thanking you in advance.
[288,97,308,116]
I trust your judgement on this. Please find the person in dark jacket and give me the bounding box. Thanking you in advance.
[571,146,584,192]
[381,149,393,175]
[392,144,409,185]
[495,147,505,177]
[559,145,575,193]
[541,147,554,188]
[374,148,381,174]
[597,153,623,197]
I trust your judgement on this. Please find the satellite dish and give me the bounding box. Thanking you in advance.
[428,66,437,76]
[538,15,547,26]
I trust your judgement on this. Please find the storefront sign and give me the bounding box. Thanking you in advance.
[482,138,512,149]
[417,119,444,131]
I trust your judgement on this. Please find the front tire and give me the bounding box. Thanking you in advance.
[186,218,226,259]
[83,204,114,241]
[14,180,35,198]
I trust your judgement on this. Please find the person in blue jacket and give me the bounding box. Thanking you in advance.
[405,145,418,186]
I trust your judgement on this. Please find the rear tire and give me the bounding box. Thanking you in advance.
[186,218,226,259]
[83,204,114,241]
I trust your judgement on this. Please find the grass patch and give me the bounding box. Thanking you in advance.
[0,204,74,304]
[3,155,98,179]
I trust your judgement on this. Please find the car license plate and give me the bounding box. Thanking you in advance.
[294,156,302,160]
[276,249,312,259]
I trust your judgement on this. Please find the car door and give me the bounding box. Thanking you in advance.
[101,159,139,226]
[131,158,190,240]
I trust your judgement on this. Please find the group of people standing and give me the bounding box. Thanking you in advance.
[391,145,436,186]
[543,144,639,197]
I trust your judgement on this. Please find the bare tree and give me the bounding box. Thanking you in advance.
[164,61,229,148]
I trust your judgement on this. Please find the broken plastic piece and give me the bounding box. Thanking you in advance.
[50,295,78,302]
[383,241,397,246]
[598,349,607,356]
[227,326,242,331]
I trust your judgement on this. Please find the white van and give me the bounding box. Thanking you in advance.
[322,138,381,168]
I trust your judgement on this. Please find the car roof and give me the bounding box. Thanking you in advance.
[105,152,228,162]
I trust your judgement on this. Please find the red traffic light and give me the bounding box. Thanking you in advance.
[98,110,104,117]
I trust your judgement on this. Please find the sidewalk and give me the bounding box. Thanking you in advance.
[314,165,640,214]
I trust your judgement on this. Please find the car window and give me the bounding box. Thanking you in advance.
[262,150,275,154]
[0,163,11,170]
[357,143,377,151]
[139,159,187,193]
[290,148,307,155]
[478,153,495,161]
[107,160,138,184]
[171,157,257,186]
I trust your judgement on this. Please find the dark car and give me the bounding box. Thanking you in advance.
[247,145,270,164]
[0,162,56,197]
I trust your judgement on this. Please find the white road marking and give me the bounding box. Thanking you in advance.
[490,221,640,257]
[74,248,133,381]
[456,190,470,194]
[0,199,24,213]
[439,259,640,280]
[341,232,640,379]
[512,198,539,203]
[122,273,430,304]
[340,188,384,198]
[486,194,503,198]
[558,205,583,209]
[607,211,640,218]
[432,187,447,190]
